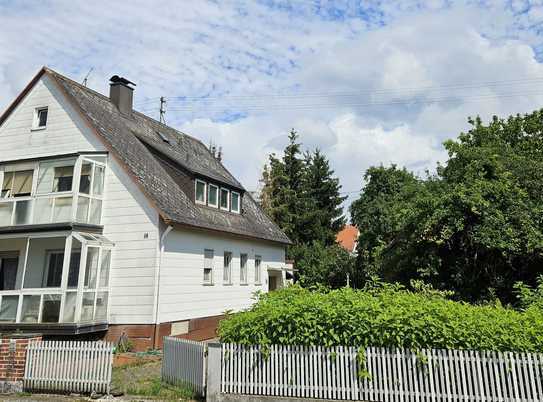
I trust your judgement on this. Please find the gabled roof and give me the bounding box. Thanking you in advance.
[0,67,291,245]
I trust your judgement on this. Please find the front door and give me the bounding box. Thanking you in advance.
[269,275,278,291]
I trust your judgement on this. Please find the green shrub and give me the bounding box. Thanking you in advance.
[218,285,543,352]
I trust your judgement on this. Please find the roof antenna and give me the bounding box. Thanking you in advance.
[82,67,94,87]
[159,96,167,124]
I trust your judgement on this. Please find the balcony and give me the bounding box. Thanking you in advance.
[0,232,112,333]
[0,155,106,229]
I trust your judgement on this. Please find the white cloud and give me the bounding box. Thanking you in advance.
[1,1,543,215]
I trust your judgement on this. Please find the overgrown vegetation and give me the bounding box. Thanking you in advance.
[218,285,543,352]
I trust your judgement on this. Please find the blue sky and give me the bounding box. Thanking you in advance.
[2,0,543,212]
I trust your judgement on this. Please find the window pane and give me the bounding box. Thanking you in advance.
[76,196,90,222]
[0,296,18,322]
[255,256,262,283]
[220,189,229,209]
[33,197,53,224]
[1,173,13,198]
[41,294,60,323]
[38,109,48,127]
[24,237,66,289]
[195,181,205,203]
[79,163,92,194]
[81,292,95,322]
[0,202,12,226]
[21,295,40,323]
[45,251,63,287]
[99,249,111,287]
[14,200,32,225]
[95,292,108,321]
[84,247,99,289]
[67,239,82,289]
[231,192,240,213]
[0,255,19,290]
[93,165,105,196]
[62,292,77,323]
[52,196,72,222]
[12,170,33,197]
[37,160,75,194]
[223,252,231,283]
[208,185,218,206]
[240,254,247,284]
[89,199,102,224]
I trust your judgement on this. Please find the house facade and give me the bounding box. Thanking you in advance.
[0,68,290,350]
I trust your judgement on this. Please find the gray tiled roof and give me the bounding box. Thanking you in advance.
[47,68,290,245]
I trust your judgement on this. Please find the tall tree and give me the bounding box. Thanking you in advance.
[303,150,347,245]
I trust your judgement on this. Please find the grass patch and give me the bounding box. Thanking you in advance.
[112,360,200,400]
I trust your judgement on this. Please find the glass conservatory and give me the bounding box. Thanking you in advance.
[0,232,112,328]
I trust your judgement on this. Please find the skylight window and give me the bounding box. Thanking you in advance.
[156,131,170,144]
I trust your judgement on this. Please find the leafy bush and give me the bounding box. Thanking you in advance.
[218,285,543,352]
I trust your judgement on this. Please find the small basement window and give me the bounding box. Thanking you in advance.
[34,107,48,129]
[208,184,218,208]
[195,180,206,204]
[231,191,240,213]
[220,188,229,211]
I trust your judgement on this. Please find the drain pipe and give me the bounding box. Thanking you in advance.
[153,224,173,349]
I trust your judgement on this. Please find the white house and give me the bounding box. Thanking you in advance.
[0,68,291,350]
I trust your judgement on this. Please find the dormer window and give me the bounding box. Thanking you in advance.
[231,191,240,213]
[33,107,48,130]
[220,188,230,211]
[208,184,218,208]
[195,180,206,205]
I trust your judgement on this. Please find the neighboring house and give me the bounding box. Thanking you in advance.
[336,225,359,255]
[0,68,291,350]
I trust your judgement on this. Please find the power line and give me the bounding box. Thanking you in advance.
[144,90,543,114]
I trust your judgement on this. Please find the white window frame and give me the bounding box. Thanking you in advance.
[223,251,232,285]
[32,107,48,130]
[220,188,230,211]
[195,179,207,205]
[231,191,241,214]
[203,249,214,285]
[240,253,248,285]
[208,184,219,208]
[255,255,262,285]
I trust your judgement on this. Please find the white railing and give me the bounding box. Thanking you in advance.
[220,344,543,401]
[24,340,114,394]
[162,336,206,396]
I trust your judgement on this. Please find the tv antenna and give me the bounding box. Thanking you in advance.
[82,68,94,87]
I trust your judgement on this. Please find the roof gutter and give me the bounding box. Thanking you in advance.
[153,224,173,349]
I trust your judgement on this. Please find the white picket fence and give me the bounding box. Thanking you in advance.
[24,340,114,394]
[162,336,206,395]
[220,344,543,401]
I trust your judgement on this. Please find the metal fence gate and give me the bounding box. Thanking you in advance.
[24,340,114,394]
[162,336,206,396]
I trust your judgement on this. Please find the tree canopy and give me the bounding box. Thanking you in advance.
[351,111,543,303]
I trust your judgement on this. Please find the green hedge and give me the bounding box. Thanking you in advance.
[218,285,543,352]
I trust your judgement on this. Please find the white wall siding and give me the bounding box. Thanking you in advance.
[0,75,105,161]
[102,157,160,324]
[159,228,285,324]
